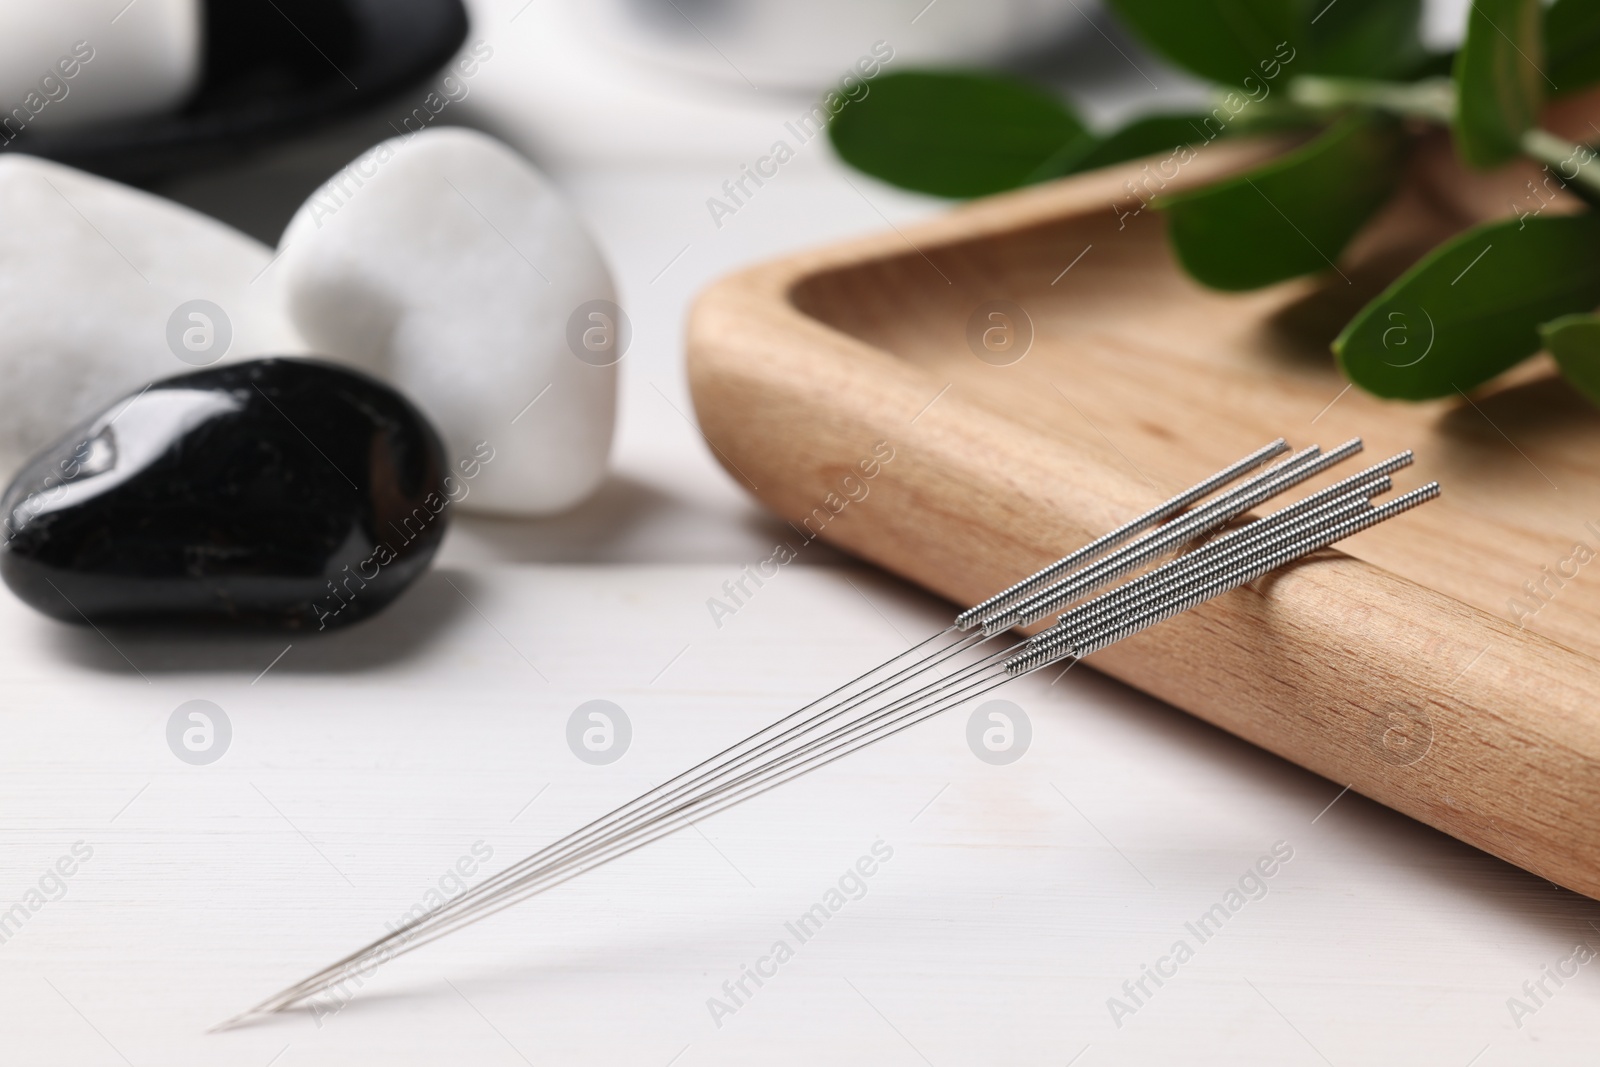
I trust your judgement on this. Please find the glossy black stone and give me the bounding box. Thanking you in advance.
[1,358,450,630]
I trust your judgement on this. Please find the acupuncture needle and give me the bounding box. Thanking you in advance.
[231,443,1395,1020]
[251,482,1394,1010]
[237,530,1419,1021]
[220,439,1437,1027]
[224,440,1370,1021]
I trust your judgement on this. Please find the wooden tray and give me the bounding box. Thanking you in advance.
[686,113,1600,899]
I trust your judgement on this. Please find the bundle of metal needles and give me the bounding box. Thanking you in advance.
[220,435,1437,1028]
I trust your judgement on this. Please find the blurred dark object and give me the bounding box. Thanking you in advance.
[7,0,467,186]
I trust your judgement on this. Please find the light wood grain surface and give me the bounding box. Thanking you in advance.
[687,120,1600,901]
[2,563,1598,1065]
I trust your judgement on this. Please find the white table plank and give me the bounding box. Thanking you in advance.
[1,563,1595,1065]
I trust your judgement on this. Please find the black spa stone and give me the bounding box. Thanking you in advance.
[0,358,450,630]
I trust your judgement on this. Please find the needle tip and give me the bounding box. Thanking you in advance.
[207,1005,273,1033]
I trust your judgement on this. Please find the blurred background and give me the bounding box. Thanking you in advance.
[443,0,1475,557]
[7,0,1472,566]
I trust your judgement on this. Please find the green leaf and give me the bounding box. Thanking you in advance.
[1028,107,1321,183]
[1547,0,1600,96]
[1104,0,1302,87]
[1401,50,1460,81]
[1307,0,1425,79]
[1541,313,1600,404]
[1335,213,1600,399]
[1452,0,1545,168]
[1033,113,1214,179]
[1105,0,1425,83]
[827,71,1087,199]
[1154,112,1408,291]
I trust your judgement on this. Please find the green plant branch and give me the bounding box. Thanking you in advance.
[1288,75,1600,204]
[1287,75,1455,124]
[1520,127,1600,202]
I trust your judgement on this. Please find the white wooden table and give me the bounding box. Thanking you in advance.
[2,563,1597,1065]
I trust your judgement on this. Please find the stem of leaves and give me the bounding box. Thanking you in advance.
[1290,75,1600,205]
[1288,75,1454,124]
[1519,128,1600,205]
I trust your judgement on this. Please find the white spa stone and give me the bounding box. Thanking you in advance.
[275,127,619,516]
[0,0,202,133]
[0,154,305,478]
